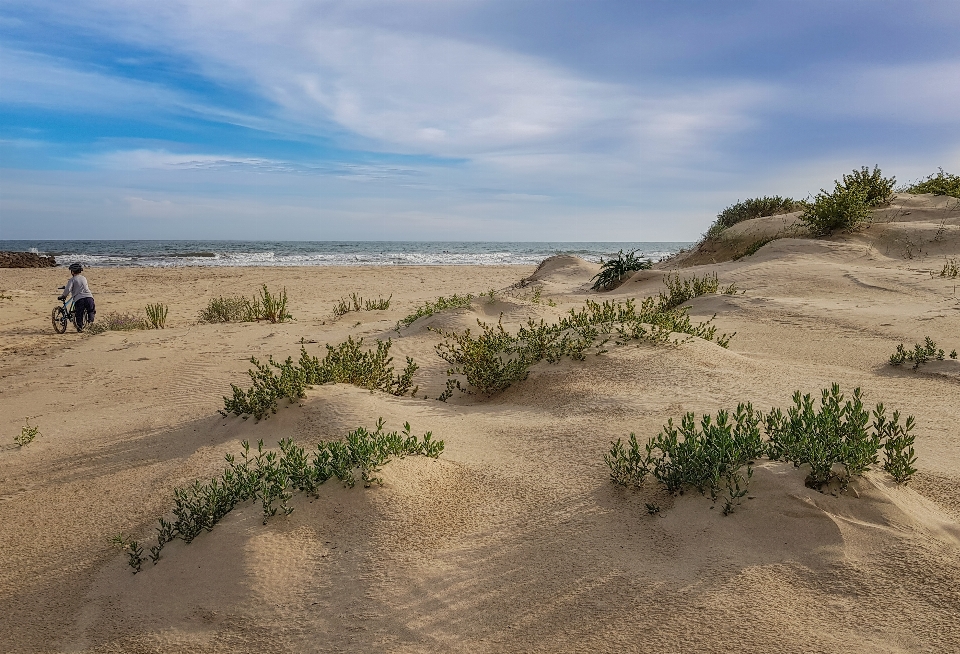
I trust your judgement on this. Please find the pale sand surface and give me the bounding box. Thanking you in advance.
[1,194,959,653]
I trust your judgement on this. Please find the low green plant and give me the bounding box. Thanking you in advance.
[145,303,168,329]
[706,196,802,239]
[0,292,12,301]
[122,421,443,572]
[434,297,734,399]
[657,272,726,310]
[396,293,474,331]
[197,285,292,323]
[333,293,392,317]
[591,249,653,291]
[903,168,960,198]
[606,404,763,514]
[111,533,145,573]
[606,384,920,513]
[15,420,40,446]
[257,285,292,323]
[889,337,946,370]
[223,337,418,419]
[951,350,958,359]
[86,312,149,334]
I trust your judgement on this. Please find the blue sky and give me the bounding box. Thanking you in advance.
[1,0,958,241]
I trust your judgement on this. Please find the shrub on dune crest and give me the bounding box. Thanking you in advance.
[903,168,960,198]
[222,337,419,420]
[119,420,443,572]
[800,166,895,236]
[705,196,803,240]
[606,384,918,516]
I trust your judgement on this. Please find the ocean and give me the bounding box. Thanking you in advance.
[0,240,691,268]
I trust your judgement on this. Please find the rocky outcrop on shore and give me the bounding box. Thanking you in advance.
[0,251,58,268]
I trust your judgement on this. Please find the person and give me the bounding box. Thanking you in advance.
[59,262,96,332]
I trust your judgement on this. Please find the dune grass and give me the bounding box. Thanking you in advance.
[198,285,292,323]
[333,293,392,318]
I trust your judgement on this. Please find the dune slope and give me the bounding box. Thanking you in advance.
[1,217,959,652]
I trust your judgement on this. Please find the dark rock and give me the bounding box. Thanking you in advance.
[0,251,58,268]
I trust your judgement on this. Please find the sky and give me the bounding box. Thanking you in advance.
[1,0,959,241]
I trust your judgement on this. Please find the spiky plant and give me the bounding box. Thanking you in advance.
[591,250,653,291]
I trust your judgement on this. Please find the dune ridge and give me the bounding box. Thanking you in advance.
[1,208,959,652]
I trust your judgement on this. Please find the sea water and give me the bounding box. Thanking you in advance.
[0,241,691,267]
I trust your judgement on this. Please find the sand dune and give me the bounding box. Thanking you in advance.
[2,201,959,652]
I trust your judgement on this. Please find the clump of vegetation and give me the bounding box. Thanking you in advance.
[434,295,734,400]
[198,285,292,323]
[15,420,40,447]
[889,337,952,370]
[0,292,12,301]
[606,404,763,514]
[800,166,895,236]
[591,249,653,291]
[121,421,443,572]
[86,312,149,334]
[396,293,474,331]
[607,384,919,514]
[223,337,418,420]
[333,293,392,318]
[935,257,959,279]
[903,168,960,198]
[657,272,737,310]
[111,533,145,573]
[145,303,168,329]
[765,386,914,487]
[841,165,897,207]
[706,196,802,240]
[800,182,870,236]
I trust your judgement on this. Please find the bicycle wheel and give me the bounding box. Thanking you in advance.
[52,306,68,334]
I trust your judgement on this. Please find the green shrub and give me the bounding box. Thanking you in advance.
[145,303,168,329]
[123,421,443,572]
[606,403,764,514]
[434,297,734,400]
[15,420,40,447]
[223,337,418,419]
[396,293,474,331]
[198,285,292,323]
[889,337,947,370]
[800,181,870,236]
[607,384,919,514]
[903,168,960,198]
[841,165,896,207]
[706,196,802,239]
[591,249,653,291]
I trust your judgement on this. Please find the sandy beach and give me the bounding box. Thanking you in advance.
[1,194,959,653]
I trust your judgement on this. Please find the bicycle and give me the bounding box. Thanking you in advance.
[52,286,81,333]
